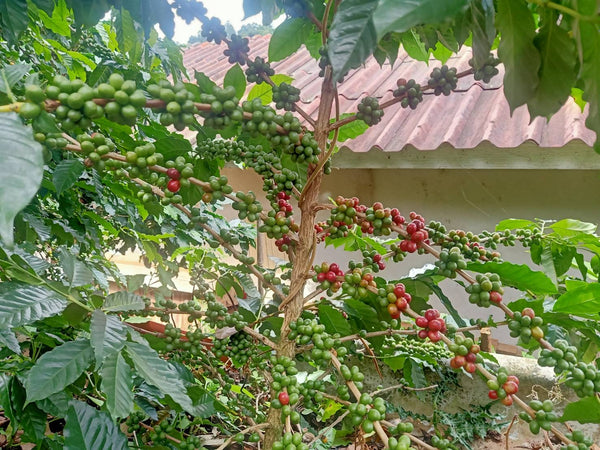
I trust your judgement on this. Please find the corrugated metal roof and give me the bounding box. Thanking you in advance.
[183,35,595,151]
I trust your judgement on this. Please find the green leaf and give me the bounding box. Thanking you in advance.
[0,63,32,93]
[329,113,369,142]
[25,339,93,404]
[0,328,20,353]
[37,0,71,37]
[223,64,246,99]
[318,304,352,336]
[495,218,536,231]
[527,11,577,118]
[427,282,467,327]
[64,400,128,450]
[194,71,217,94]
[373,0,468,39]
[327,0,378,82]
[400,30,429,62]
[470,0,496,68]
[560,395,600,423]
[577,5,600,152]
[59,248,94,287]
[548,219,597,237]
[466,261,557,295]
[125,341,195,414]
[53,159,85,196]
[248,74,293,104]
[0,283,67,328]
[403,358,427,388]
[268,18,313,62]
[90,310,127,364]
[101,352,134,419]
[0,0,29,44]
[103,291,145,312]
[553,283,600,317]
[0,113,44,247]
[496,0,540,112]
[36,391,70,418]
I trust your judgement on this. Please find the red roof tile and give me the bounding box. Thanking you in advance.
[183,35,595,151]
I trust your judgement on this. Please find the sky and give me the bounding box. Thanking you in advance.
[172,0,263,44]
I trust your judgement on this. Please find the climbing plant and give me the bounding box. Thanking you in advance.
[0,0,599,449]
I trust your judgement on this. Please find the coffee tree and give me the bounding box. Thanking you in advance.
[0,0,599,449]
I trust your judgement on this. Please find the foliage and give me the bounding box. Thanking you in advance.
[0,1,598,450]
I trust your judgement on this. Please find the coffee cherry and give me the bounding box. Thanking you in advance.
[278,390,289,405]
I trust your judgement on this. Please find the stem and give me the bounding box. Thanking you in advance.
[527,0,600,22]
[215,423,270,450]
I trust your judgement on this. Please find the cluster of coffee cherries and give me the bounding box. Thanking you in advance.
[465,273,504,307]
[435,246,467,278]
[19,85,47,119]
[177,435,205,450]
[298,379,326,410]
[377,282,412,319]
[565,361,600,398]
[561,430,593,450]
[486,367,519,406]
[341,267,377,300]
[393,78,423,110]
[399,212,429,253]
[347,394,386,434]
[388,335,452,361]
[289,317,348,367]
[361,202,402,237]
[428,65,458,96]
[271,357,302,424]
[259,209,297,240]
[204,298,247,330]
[430,435,454,449]
[469,53,500,84]
[387,423,416,449]
[76,132,117,171]
[415,309,446,342]
[212,332,258,367]
[538,339,578,374]
[339,364,365,386]
[148,80,198,131]
[357,249,386,272]
[223,34,249,64]
[356,96,384,126]
[201,175,233,203]
[507,308,544,344]
[313,262,344,293]
[232,190,263,222]
[199,86,242,129]
[519,399,558,435]
[449,335,481,373]
[388,242,408,262]
[272,82,300,111]
[245,56,274,83]
[272,432,308,450]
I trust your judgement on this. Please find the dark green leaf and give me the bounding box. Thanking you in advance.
[32,111,61,134]
[496,0,540,111]
[224,64,246,99]
[103,291,145,312]
[25,339,93,403]
[194,71,217,94]
[187,385,218,418]
[427,282,467,327]
[36,391,70,418]
[0,63,32,93]
[560,395,600,423]
[527,11,577,118]
[328,0,378,82]
[373,0,468,39]
[0,0,29,44]
[0,328,20,353]
[64,400,128,450]
[101,352,133,419]
[577,3,600,152]
[466,261,557,294]
[90,310,127,363]
[553,283,600,317]
[269,18,313,62]
[470,0,495,68]
[59,248,94,287]
[125,341,195,414]
[53,159,85,196]
[0,283,67,328]
[0,113,44,247]
[319,304,352,336]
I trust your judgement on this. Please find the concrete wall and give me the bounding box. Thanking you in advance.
[222,163,600,345]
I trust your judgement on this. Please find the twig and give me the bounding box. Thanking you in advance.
[307,410,349,447]
[370,382,438,396]
[215,423,270,450]
[504,415,517,450]
[139,423,181,445]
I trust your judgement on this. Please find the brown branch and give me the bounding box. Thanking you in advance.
[215,423,270,450]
